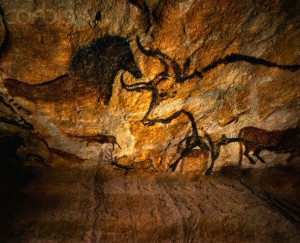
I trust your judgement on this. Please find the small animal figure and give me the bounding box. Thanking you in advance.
[238,126,300,165]
[67,133,121,150]
[105,149,131,174]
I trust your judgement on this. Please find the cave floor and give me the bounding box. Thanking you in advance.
[0,162,300,242]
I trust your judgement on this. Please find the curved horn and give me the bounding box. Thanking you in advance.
[120,73,153,92]
[136,36,181,80]
[121,68,169,92]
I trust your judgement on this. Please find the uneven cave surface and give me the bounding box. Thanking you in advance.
[0,0,300,242]
[1,163,300,242]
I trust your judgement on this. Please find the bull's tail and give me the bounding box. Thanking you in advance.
[237,128,244,167]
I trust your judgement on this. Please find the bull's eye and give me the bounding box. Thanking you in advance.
[159,92,168,98]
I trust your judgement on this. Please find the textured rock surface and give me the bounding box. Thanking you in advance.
[1,0,299,174]
[0,0,300,241]
[1,164,300,242]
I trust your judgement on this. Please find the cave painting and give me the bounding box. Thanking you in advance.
[1,0,300,175]
[121,36,300,174]
[237,126,300,166]
[0,92,33,130]
[2,33,300,174]
[4,36,142,105]
[2,32,300,174]
[105,148,156,174]
[66,133,121,150]
[69,36,142,104]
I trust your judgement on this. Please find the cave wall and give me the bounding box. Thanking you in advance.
[0,0,299,174]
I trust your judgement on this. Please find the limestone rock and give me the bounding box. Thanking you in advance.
[0,0,300,241]
[0,0,299,173]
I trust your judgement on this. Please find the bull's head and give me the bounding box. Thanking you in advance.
[121,36,201,126]
[70,36,142,105]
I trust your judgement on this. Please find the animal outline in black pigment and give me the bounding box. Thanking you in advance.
[69,36,142,104]
[4,36,142,105]
[1,0,300,174]
[121,36,300,174]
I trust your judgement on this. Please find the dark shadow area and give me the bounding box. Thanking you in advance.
[0,135,39,240]
[219,163,300,230]
[0,3,9,59]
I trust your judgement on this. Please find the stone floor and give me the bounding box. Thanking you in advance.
[0,161,300,242]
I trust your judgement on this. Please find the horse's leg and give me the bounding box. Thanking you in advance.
[253,148,266,163]
[245,147,256,164]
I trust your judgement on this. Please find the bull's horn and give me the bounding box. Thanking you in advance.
[120,73,153,91]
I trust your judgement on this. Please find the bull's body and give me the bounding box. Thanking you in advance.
[4,36,142,105]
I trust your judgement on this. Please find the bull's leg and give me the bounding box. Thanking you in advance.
[244,148,256,164]
[104,85,113,105]
[169,145,191,171]
[204,132,215,175]
[169,155,183,171]
[205,164,214,175]
[205,146,219,175]
[253,149,266,163]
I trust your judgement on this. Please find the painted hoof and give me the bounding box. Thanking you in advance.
[204,168,213,175]
[169,164,177,172]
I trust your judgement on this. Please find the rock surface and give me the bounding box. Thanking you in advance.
[0,0,300,241]
[1,163,300,242]
[0,0,300,173]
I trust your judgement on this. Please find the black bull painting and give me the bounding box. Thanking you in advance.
[3,33,300,175]
[4,36,142,105]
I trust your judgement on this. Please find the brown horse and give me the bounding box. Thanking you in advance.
[238,126,300,166]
